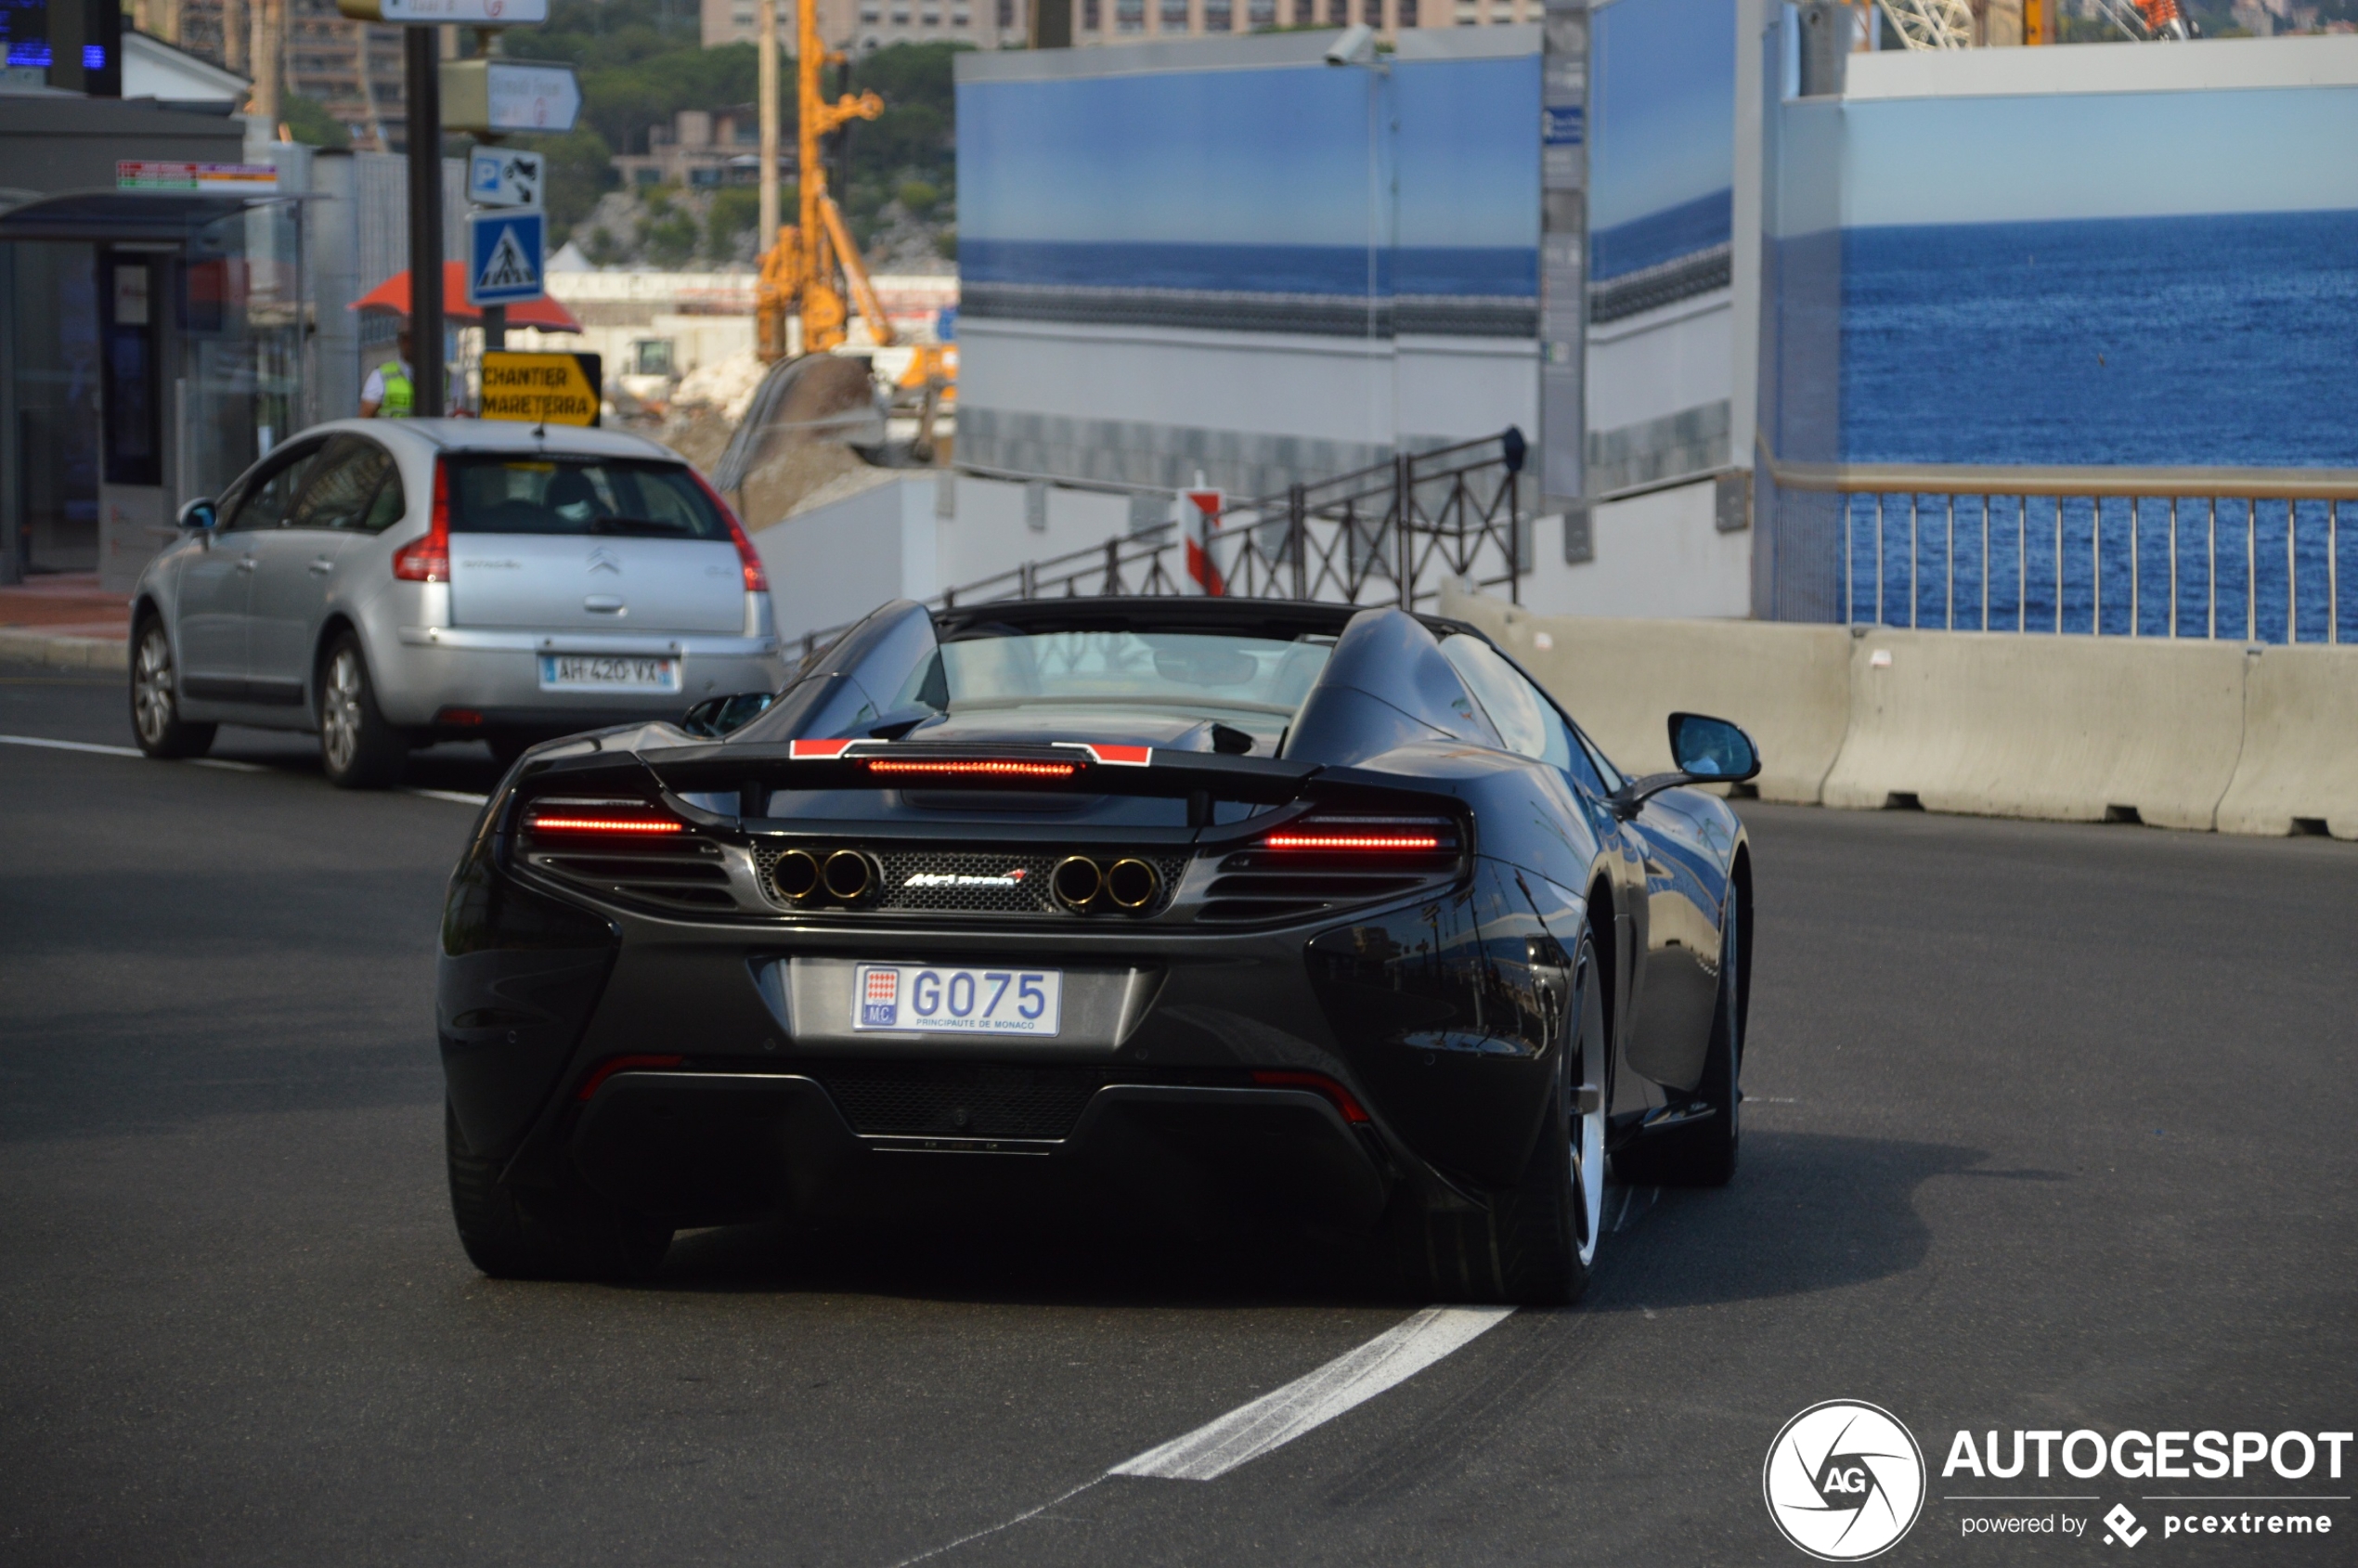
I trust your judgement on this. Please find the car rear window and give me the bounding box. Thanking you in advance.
[446,456,727,539]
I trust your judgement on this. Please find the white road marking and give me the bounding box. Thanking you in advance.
[0,733,484,803]
[883,1477,1107,1568]
[1109,1305,1516,1482]
[0,733,143,758]
[406,787,489,806]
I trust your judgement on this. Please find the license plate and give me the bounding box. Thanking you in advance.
[851,965,1062,1036]
[538,654,680,692]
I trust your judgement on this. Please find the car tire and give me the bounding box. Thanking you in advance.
[445,1104,672,1283]
[128,617,216,760]
[1613,894,1742,1188]
[1394,930,1607,1307]
[317,633,408,789]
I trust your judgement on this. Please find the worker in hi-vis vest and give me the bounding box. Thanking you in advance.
[360,326,416,418]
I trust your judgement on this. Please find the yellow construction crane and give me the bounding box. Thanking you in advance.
[755,1,881,359]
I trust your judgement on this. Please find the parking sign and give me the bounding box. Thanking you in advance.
[467,209,545,307]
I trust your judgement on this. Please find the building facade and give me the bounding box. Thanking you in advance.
[701,0,1027,54]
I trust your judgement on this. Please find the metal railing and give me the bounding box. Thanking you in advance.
[1771,461,2357,643]
[795,431,1528,658]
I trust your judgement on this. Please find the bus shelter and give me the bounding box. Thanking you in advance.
[0,183,305,590]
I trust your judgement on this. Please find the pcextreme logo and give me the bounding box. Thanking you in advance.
[1764,1400,1929,1562]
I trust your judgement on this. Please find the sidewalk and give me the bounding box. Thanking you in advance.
[0,573,131,670]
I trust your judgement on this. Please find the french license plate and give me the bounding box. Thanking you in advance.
[538,654,680,692]
[851,965,1062,1036]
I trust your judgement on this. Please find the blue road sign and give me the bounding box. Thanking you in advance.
[467,209,545,307]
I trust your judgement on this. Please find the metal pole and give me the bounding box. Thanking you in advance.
[2333,499,2340,644]
[1508,474,1522,607]
[1394,452,1412,608]
[404,26,444,418]
[1980,494,1989,631]
[758,0,780,274]
[1843,497,1853,624]
[2208,497,2218,640]
[1875,494,1885,626]
[2286,497,2297,643]
[2129,498,2139,636]
[1909,493,1919,628]
[2050,495,2060,634]
[2017,496,2026,632]
[2092,498,2102,636]
[1944,492,1954,629]
[2246,499,2256,642]
[2167,498,2178,637]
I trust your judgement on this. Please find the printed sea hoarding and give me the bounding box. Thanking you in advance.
[957,51,1541,340]
[1757,43,2358,632]
[1587,0,1737,291]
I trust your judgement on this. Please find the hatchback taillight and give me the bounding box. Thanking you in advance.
[392,458,450,583]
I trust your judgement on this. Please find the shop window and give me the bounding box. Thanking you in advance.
[633,340,676,377]
[1205,0,1229,24]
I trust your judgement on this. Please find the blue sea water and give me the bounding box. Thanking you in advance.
[957,240,1536,298]
[1590,189,1732,281]
[1835,210,2358,642]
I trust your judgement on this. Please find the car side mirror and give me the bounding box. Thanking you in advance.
[176,498,217,531]
[1667,712,1760,784]
[1604,713,1761,818]
[680,691,777,738]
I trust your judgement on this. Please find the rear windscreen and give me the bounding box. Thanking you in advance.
[447,456,727,539]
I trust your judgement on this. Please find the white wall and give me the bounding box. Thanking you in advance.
[1586,293,1733,437]
[1520,478,1751,620]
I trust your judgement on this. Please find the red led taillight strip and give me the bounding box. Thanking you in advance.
[526,814,686,836]
[1250,1069,1372,1124]
[864,758,1080,779]
[1263,833,1444,851]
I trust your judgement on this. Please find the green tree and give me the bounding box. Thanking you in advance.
[515,124,615,242]
[280,92,350,150]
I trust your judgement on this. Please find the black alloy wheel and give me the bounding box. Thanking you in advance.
[1614,893,1743,1187]
[1396,928,1608,1306]
[128,617,216,760]
[445,1104,673,1283]
[317,632,409,789]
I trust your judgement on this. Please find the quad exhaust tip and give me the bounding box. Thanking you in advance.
[771,848,875,905]
[1105,858,1160,911]
[1050,855,1103,912]
[1052,855,1160,914]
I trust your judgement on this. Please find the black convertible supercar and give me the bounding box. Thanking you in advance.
[438,598,1757,1303]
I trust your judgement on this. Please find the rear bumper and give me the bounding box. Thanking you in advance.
[376,625,786,728]
[569,1069,1392,1232]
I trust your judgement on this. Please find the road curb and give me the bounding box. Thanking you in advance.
[0,628,131,672]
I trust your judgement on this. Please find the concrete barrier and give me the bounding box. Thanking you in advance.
[1440,585,1853,804]
[2215,644,2358,840]
[1820,629,2248,831]
[0,628,129,672]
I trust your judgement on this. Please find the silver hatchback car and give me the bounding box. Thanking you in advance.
[127,418,787,785]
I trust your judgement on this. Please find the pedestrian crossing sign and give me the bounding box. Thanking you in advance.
[466,210,545,306]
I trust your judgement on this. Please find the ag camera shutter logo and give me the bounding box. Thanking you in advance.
[1764,1400,1927,1561]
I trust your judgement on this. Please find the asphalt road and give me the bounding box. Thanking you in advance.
[3,660,2353,1566]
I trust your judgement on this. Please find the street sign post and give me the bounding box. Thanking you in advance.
[440,59,580,136]
[480,351,601,426]
[338,0,549,21]
[467,209,546,307]
[468,147,544,208]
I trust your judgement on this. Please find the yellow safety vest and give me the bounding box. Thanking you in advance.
[376,360,414,417]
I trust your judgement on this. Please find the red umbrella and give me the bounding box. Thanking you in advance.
[350,262,585,332]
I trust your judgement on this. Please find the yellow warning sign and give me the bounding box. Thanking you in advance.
[480,352,602,427]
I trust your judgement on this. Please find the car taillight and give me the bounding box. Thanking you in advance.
[524,798,686,837]
[1261,817,1455,853]
[689,467,769,593]
[392,458,450,582]
[1250,1069,1372,1123]
[864,758,1079,779]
